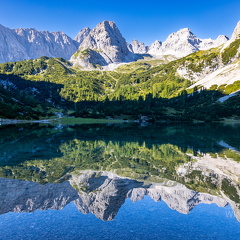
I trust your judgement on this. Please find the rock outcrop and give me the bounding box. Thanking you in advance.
[0,24,29,63]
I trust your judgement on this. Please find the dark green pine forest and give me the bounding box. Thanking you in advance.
[0,40,240,122]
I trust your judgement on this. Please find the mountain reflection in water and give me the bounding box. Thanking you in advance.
[0,123,239,222]
[0,171,230,221]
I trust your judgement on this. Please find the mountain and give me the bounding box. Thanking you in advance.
[128,39,148,54]
[0,24,80,63]
[199,35,229,50]
[0,20,231,67]
[147,28,228,58]
[152,28,200,57]
[14,28,79,60]
[70,20,134,69]
[0,36,239,120]
[175,33,240,89]
[71,21,228,69]
[0,21,239,121]
[127,29,228,59]
[148,40,162,55]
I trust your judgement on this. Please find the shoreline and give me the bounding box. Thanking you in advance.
[1,117,240,126]
[0,119,53,125]
[0,117,126,125]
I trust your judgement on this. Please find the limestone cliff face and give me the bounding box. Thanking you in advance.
[127,28,228,59]
[127,30,227,59]
[231,21,240,40]
[0,24,79,63]
[0,24,29,63]
[173,22,240,89]
[14,28,79,60]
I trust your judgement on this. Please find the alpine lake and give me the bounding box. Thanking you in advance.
[0,121,240,240]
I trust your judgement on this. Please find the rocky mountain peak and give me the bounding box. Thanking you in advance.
[15,27,36,33]
[128,39,148,54]
[215,35,229,44]
[199,35,229,50]
[155,28,200,57]
[87,20,126,47]
[148,40,162,55]
[178,28,191,33]
[167,28,194,39]
[74,27,91,44]
[71,20,132,68]
[216,35,229,41]
[98,20,116,28]
[90,20,121,40]
[147,27,229,58]
[231,21,240,40]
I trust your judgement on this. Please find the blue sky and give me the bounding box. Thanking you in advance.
[1,0,240,45]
